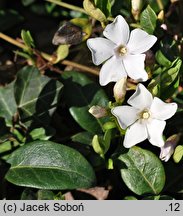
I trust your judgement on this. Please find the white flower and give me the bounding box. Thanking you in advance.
[87,15,157,86]
[112,84,177,148]
[160,134,181,162]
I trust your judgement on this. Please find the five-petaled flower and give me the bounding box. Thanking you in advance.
[87,15,157,86]
[112,84,177,148]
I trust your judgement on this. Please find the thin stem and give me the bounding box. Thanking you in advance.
[62,60,99,75]
[45,0,87,14]
[0,32,26,49]
[0,32,99,76]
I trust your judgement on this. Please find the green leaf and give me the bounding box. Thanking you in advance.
[140,5,157,34]
[0,82,17,124]
[5,140,96,189]
[21,30,35,49]
[148,58,182,99]
[29,128,52,141]
[71,131,93,145]
[173,145,183,163]
[155,50,171,67]
[83,0,107,24]
[61,71,109,134]
[53,45,69,64]
[37,190,55,200]
[94,0,111,17]
[118,146,165,195]
[14,66,63,126]
[0,9,23,32]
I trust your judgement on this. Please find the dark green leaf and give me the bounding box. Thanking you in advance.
[155,50,171,67]
[0,82,17,124]
[0,9,23,31]
[148,58,182,99]
[21,188,37,200]
[71,131,93,145]
[140,5,157,34]
[6,140,96,189]
[118,146,165,195]
[61,71,109,134]
[14,66,63,127]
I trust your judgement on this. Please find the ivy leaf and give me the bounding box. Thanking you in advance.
[118,146,165,195]
[61,71,109,134]
[14,66,63,127]
[140,5,157,34]
[5,141,96,189]
[0,82,17,125]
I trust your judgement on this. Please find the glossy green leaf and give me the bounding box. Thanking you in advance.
[118,146,165,195]
[14,66,63,126]
[173,145,183,163]
[61,71,109,134]
[0,82,17,124]
[140,5,157,34]
[6,140,96,189]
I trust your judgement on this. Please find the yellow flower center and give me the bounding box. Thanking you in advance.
[118,45,127,56]
[140,110,151,119]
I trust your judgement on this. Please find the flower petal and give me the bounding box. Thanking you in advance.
[150,97,178,120]
[99,56,127,86]
[146,119,166,147]
[123,120,148,148]
[87,38,115,65]
[103,15,129,45]
[127,83,153,109]
[111,106,138,129]
[127,29,157,54]
[123,54,148,81]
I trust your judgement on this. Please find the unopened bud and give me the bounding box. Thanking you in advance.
[159,134,181,162]
[131,0,143,20]
[157,10,164,21]
[113,78,127,103]
[89,105,107,118]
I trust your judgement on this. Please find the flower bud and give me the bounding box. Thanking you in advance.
[159,134,181,162]
[89,105,107,118]
[157,10,164,21]
[131,0,143,20]
[113,77,127,103]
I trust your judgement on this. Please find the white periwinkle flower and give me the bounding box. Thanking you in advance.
[112,84,177,148]
[87,15,157,86]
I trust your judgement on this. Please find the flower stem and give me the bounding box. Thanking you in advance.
[45,0,87,14]
[0,32,99,76]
